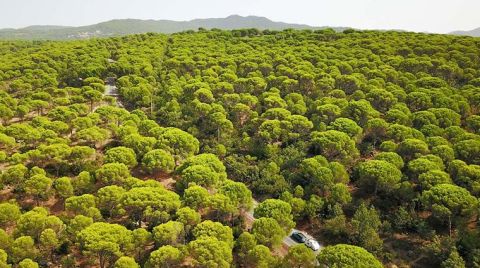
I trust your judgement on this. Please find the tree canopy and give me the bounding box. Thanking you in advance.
[0,27,479,267]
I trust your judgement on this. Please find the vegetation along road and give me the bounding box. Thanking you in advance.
[246,199,322,254]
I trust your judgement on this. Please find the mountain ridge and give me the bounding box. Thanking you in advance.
[0,15,345,40]
[2,15,478,40]
[450,27,480,37]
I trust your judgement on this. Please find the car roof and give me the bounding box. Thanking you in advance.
[294,232,307,237]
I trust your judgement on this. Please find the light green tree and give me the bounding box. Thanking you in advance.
[77,222,133,268]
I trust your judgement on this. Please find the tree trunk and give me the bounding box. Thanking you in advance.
[150,97,154,116]
[99,253,105,268]
[448,215,452,237]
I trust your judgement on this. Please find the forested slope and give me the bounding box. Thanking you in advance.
[0,28,479,267]
[0,16,331,40]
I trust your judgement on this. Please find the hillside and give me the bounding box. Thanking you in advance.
[450,27,480,37]
[0,15,345,40]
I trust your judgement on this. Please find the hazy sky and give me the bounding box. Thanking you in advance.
[1,0,479,33]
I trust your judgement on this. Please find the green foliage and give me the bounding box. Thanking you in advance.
[310,130,359,165]
[149,245,182,268]
[121,185,181,226]
[246,245,277,268]
[177,153,227,179]
[193,220,234,248]
[11,236,37,263]
[0,203,21,227]
[442,248,466,268]
[329,183,352,206]
[317,244,383,268]
[421,184,478,219]
[283,244,317,268]
[66,194,98,217]
[454,139,480,165]
[66,215,93,239]
[122,134,156,158]
[373,152,404,169]
[18,259,38,268]
[356,160,402,195]
[25,174,53,202]
[113,257,139,268]
[15,208,64,240]
[153,221,184,246]
[178,165,221,191]
[235,232,257,259]
[53,177,74,199]
[104,146,138,168]
[0,249,9,268]
[77,222,133,268]
[397,138,429,161]
[0,28,479,268]
[141,149,175,174]
[72,171,94,194]
[97,185,126,214]
[96,163,131,186]
[0,229,12,251]
[328,117,362,139]
[175,207,201,230]
[76,126,109,148]
[418,170,452,190]
[252,217,285,248]
[155,128,199,161]
[39,228,59,252]
[219,180,253,210]
[351,203,383,253]
[187,237,233,268]
[254,199,295,232]
[182,185,210,210]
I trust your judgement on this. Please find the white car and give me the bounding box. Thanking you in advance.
[305,239,321,251]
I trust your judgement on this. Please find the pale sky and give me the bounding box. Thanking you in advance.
[0,0,479,33]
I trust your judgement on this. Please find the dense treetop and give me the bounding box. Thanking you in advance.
[0,28,479,267]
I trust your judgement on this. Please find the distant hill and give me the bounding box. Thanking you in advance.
[0,15,346,40]
[450,27,480,37]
